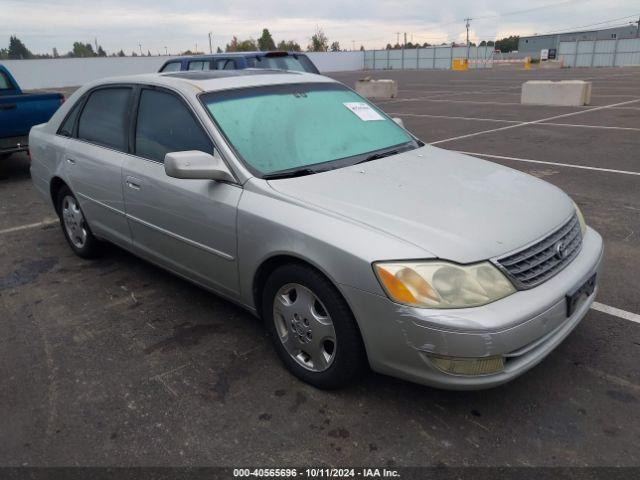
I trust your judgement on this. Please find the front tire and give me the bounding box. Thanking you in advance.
[56,186,101,258]
[263,263,367,389]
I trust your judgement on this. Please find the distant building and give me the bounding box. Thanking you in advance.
[518,25,639,54]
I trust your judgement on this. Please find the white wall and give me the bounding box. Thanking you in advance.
[306,51,364,72]
[1,51,365,90]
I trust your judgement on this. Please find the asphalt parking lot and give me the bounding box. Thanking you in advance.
[1,66,639,467]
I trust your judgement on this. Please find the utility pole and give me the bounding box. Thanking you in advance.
[164,46,168,56]
[208,32,213,54]
[138,43,142,56]
[636,16,640,37]
[396,32,400,46]
[94,37,98,53]
[352,40,355,51]
[464,17,471,59]
[403,32,407,47]
[196,42,198,54]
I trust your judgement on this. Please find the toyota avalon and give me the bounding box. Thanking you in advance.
[29,70,603,389]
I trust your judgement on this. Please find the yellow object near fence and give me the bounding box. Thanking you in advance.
[452,58,468,71]
[524,57,532,70]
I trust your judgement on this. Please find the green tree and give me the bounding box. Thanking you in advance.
[359,45,364,51]
[117,49,126,57]
[8,35,33,59]
[258,28,276,51]
[330,41,340,52]
[276,40,301,51]
[308,27,328,52]
[495,35,519,53]
[70,42,96,57]
[226,36,258,52]
[97,46,107,57]
[216,46,223,53]
[0,48,7,59]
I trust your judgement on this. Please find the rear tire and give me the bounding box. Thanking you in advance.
[56,186,101,259]
[263,263,367,389]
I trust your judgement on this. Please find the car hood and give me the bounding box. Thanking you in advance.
[267,146,574,263]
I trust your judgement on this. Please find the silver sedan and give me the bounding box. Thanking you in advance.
[29,70,603,389]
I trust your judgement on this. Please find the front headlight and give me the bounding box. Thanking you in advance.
[573,201,587,235]
[374,260,516,309]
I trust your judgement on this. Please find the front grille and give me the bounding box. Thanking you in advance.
[495,214,582,289]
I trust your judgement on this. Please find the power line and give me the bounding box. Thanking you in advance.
[470,0,584,22]
[531,13,640,36]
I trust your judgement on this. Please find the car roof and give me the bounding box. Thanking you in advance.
[86,70,337,95]
[165,51,306,61]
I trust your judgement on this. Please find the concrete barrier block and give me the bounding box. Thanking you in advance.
[521,80,592,106]
[355,78,398,99]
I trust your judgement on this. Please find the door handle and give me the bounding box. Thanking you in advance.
[66,157,76,165]
[126,177,141,190]
[0,103,17,110]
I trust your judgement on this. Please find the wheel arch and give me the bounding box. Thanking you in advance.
[50,176,68,214]
[252,254,348,320]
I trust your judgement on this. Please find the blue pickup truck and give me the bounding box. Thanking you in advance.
[0,65,64,160]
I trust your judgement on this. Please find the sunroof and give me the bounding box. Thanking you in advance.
[162,69,295,80]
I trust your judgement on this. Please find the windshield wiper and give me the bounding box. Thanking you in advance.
[262,168,318,180]
[356,149,399,165]
[354,142,418,166]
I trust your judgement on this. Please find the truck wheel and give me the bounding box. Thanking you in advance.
[56,186,101,258]
[263,263,367,389]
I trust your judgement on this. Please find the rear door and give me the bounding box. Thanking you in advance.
[63,86,133,248]
[122,86,241,296]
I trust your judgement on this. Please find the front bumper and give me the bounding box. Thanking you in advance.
[341,227,604,390]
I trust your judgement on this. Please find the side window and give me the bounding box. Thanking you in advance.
[135,89,213,163]
[214,59,233,70]
[0,71,12,90]
[77,88,131,151]
[161,62,181,72]
[188,61,207,71]
[57,100,83,137]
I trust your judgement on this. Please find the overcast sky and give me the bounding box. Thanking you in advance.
[2,0,639,55]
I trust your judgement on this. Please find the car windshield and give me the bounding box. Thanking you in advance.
[201,83,415,177]
[248,55,315,73]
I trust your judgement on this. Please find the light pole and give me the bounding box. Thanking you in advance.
[138,43,142,56]
[464,18,472,59]
[164,46,168,56]
[208,32,213,54]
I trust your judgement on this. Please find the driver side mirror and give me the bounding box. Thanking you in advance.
[392,117,405,128]
[164,150,235,182]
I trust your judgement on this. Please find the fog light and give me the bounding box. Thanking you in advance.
[430,355,504,376]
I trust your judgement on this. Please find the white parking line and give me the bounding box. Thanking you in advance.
[451,151,640,176]
[389,112,640,132]
[592,302,640,324]
[0,218,58,235]
[430,98,640,145]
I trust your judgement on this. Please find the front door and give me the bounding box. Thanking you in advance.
[122,87,241,297]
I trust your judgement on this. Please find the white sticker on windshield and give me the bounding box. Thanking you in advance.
[343,102,385,121]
